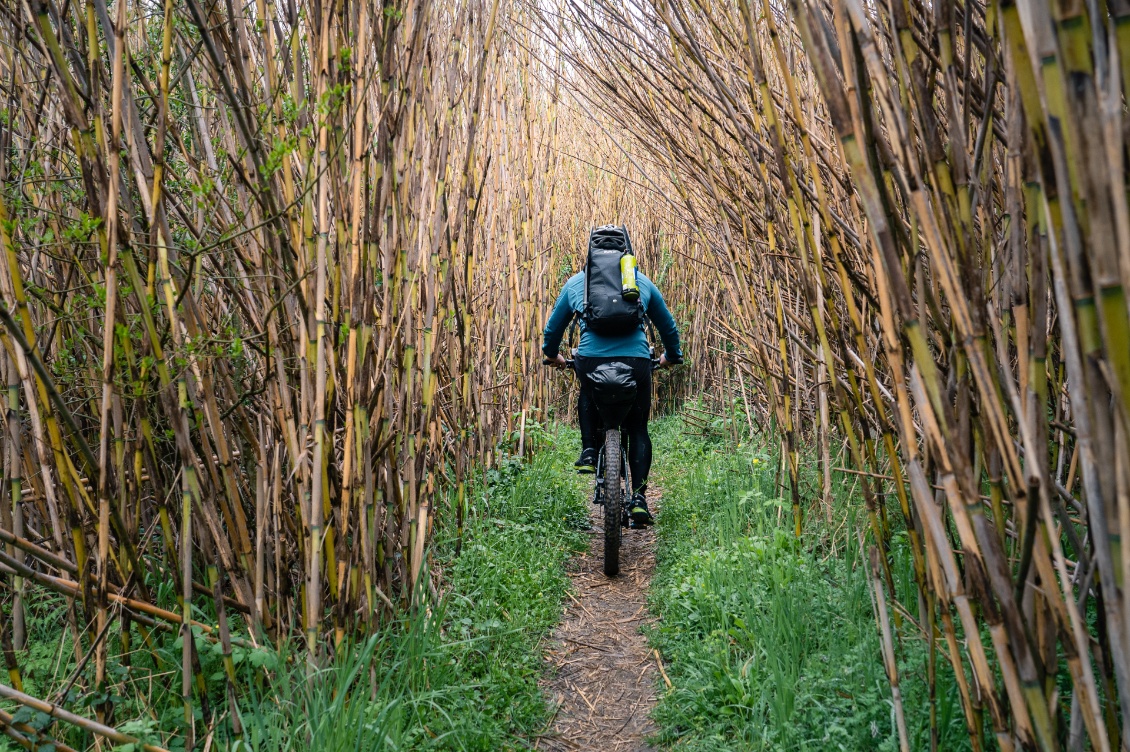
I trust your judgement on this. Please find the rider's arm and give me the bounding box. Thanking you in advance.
[644,279,683,363]
[542,283,576,358]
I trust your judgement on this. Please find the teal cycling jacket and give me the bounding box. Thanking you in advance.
[542,271,683,360]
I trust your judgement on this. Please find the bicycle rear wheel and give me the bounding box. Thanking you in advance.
[602,428,622,576]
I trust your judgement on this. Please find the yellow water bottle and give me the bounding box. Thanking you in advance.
[620,253,640,301]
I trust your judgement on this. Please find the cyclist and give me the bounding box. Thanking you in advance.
[542,251,683,527]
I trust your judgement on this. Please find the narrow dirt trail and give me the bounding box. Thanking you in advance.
[537,489,663,751]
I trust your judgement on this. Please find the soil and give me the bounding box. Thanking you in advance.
[536,489,664,751]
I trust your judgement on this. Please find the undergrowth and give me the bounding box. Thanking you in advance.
[2,425,587,752]
[646,411,975,751]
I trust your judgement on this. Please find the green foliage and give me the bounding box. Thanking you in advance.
[2,429,588,752]
[225,430,587,751]
[647,415,975,751]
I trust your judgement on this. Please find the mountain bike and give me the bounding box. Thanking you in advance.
[544,355,660,576]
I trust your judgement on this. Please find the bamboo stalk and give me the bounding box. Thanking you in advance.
[0,683,170,752]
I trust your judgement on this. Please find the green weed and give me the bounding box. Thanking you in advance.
[646,415,975,751]
[1,427,588,752]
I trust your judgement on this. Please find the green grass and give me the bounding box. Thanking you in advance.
[646,413,975,751]
[2,425,588,752]
[228,432,589,752]
[3,413,984,751]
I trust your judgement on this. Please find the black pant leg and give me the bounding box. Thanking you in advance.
[575,357,601,452]
[623,361,653,495]
[577,382,600,452]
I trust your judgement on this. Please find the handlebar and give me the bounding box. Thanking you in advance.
[542,356,682,371]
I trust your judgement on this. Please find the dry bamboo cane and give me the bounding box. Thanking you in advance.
[0,683,170,752]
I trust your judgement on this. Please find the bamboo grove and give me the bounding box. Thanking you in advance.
[538,0,1130,749]
[0,0,721,746]
[5,0,1130,747]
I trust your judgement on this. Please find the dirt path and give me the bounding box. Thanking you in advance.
[537,489,662,751]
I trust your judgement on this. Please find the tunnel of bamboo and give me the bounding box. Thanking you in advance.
[0,0,1129,748]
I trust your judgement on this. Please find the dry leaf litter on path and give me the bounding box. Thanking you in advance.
[536,488,664,752]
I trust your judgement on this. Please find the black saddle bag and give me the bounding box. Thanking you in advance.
[587,362,638,427]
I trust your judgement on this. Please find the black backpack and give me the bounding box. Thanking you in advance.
[582,226,644,336]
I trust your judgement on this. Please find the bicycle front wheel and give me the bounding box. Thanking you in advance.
[602,428,622,576]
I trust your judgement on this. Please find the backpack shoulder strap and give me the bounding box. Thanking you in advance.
[582,228,594,313]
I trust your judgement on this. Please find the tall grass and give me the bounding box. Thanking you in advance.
[531,1,1130,746]
[0,0,716,743]
[0,427,587,751]
[648,415,972,751]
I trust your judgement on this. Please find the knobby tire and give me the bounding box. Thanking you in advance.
[602,428,622,576]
